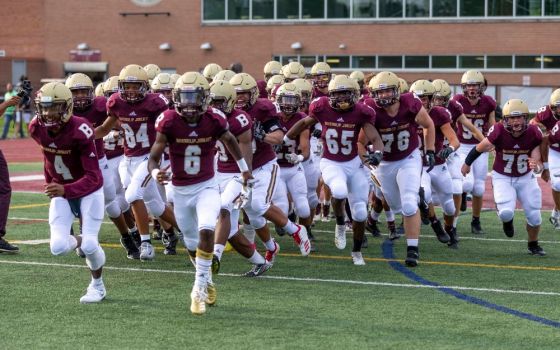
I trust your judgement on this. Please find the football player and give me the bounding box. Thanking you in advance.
[282,61,306,83]
[286,75,384,265]
[202,63,223,83]
[213,69,236,83]
[143,63,161,85]
[30,82,107,303]
[310,62,332,99]
[462,99,545,255]
[148,72,253,314]
[452,70,496,235]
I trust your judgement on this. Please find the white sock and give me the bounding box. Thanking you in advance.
[128,226,137,233]
[243,224,256,243]
[140,234,150,241]
[195,257,212,289]
[282,221,299,235]
[91,276,103,288]
[385,210,395,222]
[263,239,276,251]
[370,210,380,220]
[453,216,459,228]
[248,251,265,265]
[213,244,225,260]
[407,239,419,247]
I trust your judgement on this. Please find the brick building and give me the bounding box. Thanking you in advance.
[0,0,559,107]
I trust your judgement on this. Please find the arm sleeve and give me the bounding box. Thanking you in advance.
[63,137,102,199]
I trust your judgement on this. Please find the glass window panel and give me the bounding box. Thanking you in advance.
[459,55,484,68]
[515,55,541,68]
[203,0,225,20]
[325,56,350,68]
[253,0,274,19]
[303,0,325,18]
[405,56,429,68]
[352,56,376,68]
[300,56,318,67]
[282,56,298,65]
[545,0,560,15]
[353,0,376,18]
[487,0,513,16]
[543,56,560,69]
[273,56,281,62]
[432,56,457,68]
[277,0,299,19]
[406,0,429,17]
[328,0,350,18]
[460,0,484,16]
[378,56,402,68]
[379,0,403,17]
[516,0,541,16]
[487,56,512,68]
[432,0,457,16]
[228,0,250,19]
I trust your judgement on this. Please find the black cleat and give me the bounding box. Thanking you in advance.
[528,244,546,256]
[502,220,514,238]
[0,237,19,254]
[471,218,485,234]
[243,262,272,277]
[366,218,382,237]
[162,233,178,255]
[431,220,450,244]
[405,247,419,267]
[362,234,368,248]
[460,192,468,212]
[152,228,163,241]
[130,229,141,248]
[120,235,140,259]
[418,187,430,225]
[211,254,221,274]
[396,222,405,236]
[446,227,459,249]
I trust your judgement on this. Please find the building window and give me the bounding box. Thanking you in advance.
[328,0,350,18]
[353,0,376,18]
[432,56,457,68]
[545,0,560,15]
[228,0,250,19]
[515,55,541,68]
[281,56,299,64]
[379,0,403,17]
[204,0,225,20]
[300,56,318,67]
[352,56,376,68]
[432,0,457,16]
[460,0,484,16]
[487,55,512,68]
[378,56,402,68]
[543,56,560,69]
[325,56,350,68]
[516,0,541,16]
[487,0,513,16]
[459,55,485,68]
[406,0,429,17]
[277,0,299,18]
[405,56,429,68]
[303,0,325,18]
[253,0,274,19]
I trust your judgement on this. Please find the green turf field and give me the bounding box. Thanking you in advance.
[2,192,560,349]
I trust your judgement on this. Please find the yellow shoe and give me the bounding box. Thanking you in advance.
[224,242,233,252]
[206,282,217,306]
[190,286,207,315]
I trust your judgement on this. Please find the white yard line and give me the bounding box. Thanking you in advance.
[10,175,44,182]
[0,259,558,297]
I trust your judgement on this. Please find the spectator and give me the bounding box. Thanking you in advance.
[1,83,17,139]
[14,80,32,138]
[0,94,22,253]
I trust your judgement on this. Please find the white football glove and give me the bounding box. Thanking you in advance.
[285,153,304,165]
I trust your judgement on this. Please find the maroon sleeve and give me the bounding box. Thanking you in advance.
[151,93,170,116]
[360,103,376,126]
[63,135,102,199]
[530,125,543,148]
[155,112,173,135]
[408,93,423,116]
[486,95,497,111]
[486,123,502,146]
[548,121,560,143]
[211,110,230,137]
[308,97,324,123]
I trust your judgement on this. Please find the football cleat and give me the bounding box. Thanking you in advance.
[264,239,280,264]
[366,218,382,237]
[80,284,106,304]
[130,229,141,248]
[431,219,450,244]
[75,247,86,258]
[351,251,366,265]
[190,286,208,315]
[162,233,178,255]
[211,254,221,275]
[0,238,19,254]
[502,219,514,238]
[446,227,459,249]
[549,210,560,230]
[405,247,419,267]
[243,262,272,277]
[120,235,140,259]
[418,187,430,225]
[139,241,155,261]
[292,225,311,256]
[206,282,217,306]
[334,224,346,249]
[321,203,331,222]
[528,244,546,256]
[471,218,485,234]
[460,192,467,212]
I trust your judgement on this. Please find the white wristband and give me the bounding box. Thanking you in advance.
[544,162,549,170]
[151,169,160,180]
[449,145,455,152]
[283,135,291,144]
[296,154,304,163]
[237,158,249,172]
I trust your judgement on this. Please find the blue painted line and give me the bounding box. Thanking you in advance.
[381,240,560,328]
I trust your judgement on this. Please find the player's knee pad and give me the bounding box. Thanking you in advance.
[442,198,456,216]
[80,235,100,256]
[105,199,122,219]
[498,208,515,223]
[526,210,542,227]
[330,182,348,200]
[50,232,77,256]
[228,223,239,240]
[249,197,270,218]
[243,224,256,243]
[452,178,463,195]
[85,246,105,271]
[124,185,142,204]
[551,176,560,192]
[145,198,165,217]
[307,192,319,212]
[473,179,485,197]
[182,232,199,252]
[351,202,368,222]
[401,193,419,217]
[247,215,266,230]
[294,197,311,219]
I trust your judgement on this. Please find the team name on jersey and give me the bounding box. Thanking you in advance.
[502,149,529,155]
[41,147,72,155]
[118,116,149,122]
[464,113,486,119]
[324,121,356,129]
[175,137,213,144]
[379,123,410,133]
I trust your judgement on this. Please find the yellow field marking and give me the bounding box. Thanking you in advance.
[99,243,560,272]
[10,203,49,209]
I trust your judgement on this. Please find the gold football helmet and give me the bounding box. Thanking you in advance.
[409,80,435,110]
[151,73,175,106]
[266,74,284,97]
[34,82,73,129]
[349,71,365,90]
[230,73,258,110]
[65,73,94,110]
[203,63,223,82]
[213,70,236,82]
[143,64,161,83]
[368,71,400,107]
[398,78,409,94]
[94,83,104,97]
[282,62,306,82]
[209,80,237,114]
[502,99,529,134]
[118,64,149,103]
[276,83,302,115]
[328,75,358,111]
[103,76,119,98]
[549,88,560,119]
[292,78,313,110]
[310,62,332,89]
[173,72,210,123]
[432,79,452,107]
[461,70,485,98]
[263,60,283,82]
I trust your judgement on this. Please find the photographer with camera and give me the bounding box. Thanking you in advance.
[0,93,22,252]
[14,78,33,138]
[1,83,18,140]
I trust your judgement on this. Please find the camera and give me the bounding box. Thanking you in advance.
[16,80,33,105]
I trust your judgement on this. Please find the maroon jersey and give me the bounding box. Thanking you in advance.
[487,123,542,177]
[417,106,453,166]
[277,112,306,168]
[257,80,268,99]
[107,92,169,157]
[155,108,228,186]
[217,109,253,173]
[370,92,422,162]
[73,96,107,159]
[312,87,328,99]
[535,105,560,152]
[245,98,282,169]
[452,94,496,145]
[446,99,464,125]
[29,116,103,199]
[548,119,560,145]
[309,97,376,162]
[103,129,124,160]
